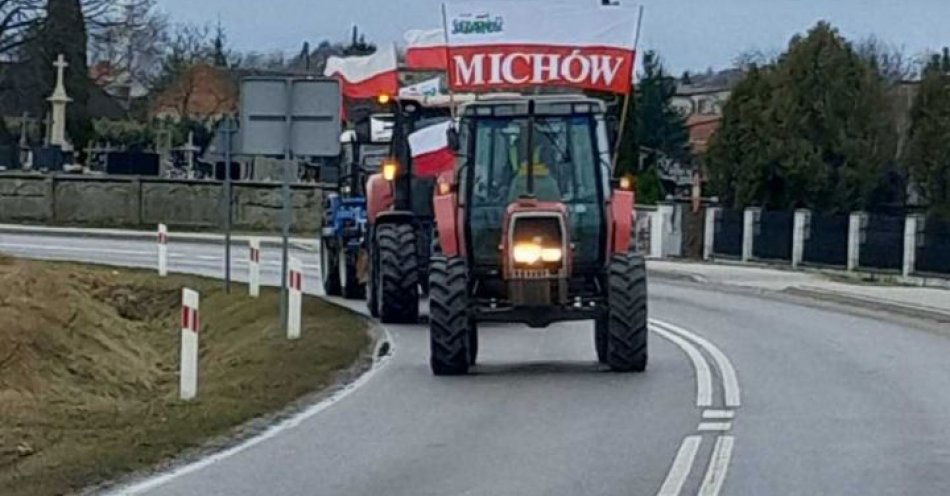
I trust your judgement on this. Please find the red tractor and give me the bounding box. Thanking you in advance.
[427,95,647,375]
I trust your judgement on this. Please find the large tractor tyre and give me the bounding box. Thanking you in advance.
[366,243,379,317]
[321,237,342,296]
[340,251,366,300]
[602,253,648,372]
[376,223,420,324]
[429,256,474,375]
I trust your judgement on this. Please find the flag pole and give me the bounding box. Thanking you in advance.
[612,5,645,172]
[441,2,457,119]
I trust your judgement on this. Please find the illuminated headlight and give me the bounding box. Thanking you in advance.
[512,244,562,265]
[382,162,397,181]
[341,185,352,195]
[513,243,542,265]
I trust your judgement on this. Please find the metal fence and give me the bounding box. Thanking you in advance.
[713,209,743,257]
[859,214,904,271]
[916,216,950,275]
[803,213,849,266]
[753,210,793,261]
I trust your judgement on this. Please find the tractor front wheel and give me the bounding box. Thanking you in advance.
[321,236,342,296]
[340,249,366,300]
[376,223,419,323]
[601,253,648,372]
[429,256,474,375]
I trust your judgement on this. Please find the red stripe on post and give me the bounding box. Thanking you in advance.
[193,310,199,333]
[181,306,189,329]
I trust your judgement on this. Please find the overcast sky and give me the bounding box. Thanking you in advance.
[157,0,948,74]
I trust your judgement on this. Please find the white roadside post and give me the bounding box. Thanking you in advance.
[157,223,168,277]
[742,207,760,262]
[847,212,866,272]
[792,209,811,269]
[903,214,921,278]
[704,206,720,261]
[179,288,200,401]
[287,257,303,340]
[249,238,261,298]
[649,210,664,259]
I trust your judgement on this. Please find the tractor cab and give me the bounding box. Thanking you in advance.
[429,94,646,375]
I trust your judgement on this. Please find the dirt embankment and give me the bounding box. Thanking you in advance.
[0,256,370,496]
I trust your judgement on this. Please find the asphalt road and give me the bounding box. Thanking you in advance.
[2,231,949,496]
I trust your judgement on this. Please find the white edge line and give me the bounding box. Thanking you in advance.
[652,319,741,408]
[697,422,732,432]
[656,436,702,496]
[108,328,393,496]
[650,325,714,407]
[699,435,735,496]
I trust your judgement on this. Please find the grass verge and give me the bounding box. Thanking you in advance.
[0,257,370,496]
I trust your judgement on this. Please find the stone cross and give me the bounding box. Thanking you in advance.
[47,54,72,148]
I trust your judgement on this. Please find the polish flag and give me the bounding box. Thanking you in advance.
[324,44,399,99]
[409,121,455,177]
[405,29,447,70]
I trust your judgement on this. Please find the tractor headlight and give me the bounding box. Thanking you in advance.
[541,248,563,263]
[382,161,397,181]
[513,243,543,265]
[341,185,352,195]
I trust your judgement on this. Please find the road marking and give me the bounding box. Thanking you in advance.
[702,410,734,420]
[651,319,741,408]
[699,436,735,496]
[657,436,702,496]
[650,325,713,407]
[697,422,732,432]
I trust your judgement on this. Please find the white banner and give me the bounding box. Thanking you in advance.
[399,77,443,98]
[443,0,640,94]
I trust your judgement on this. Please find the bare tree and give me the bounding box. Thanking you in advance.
[856,36,918,84]
[87,0,167,103]
[0,0,43,57]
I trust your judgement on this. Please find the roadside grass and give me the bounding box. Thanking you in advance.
[0,257,370,496]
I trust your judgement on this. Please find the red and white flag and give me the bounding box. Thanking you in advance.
[405,29,448,70]
[410,121,455,177]
[443,1,640,94]
[324,44,399,99]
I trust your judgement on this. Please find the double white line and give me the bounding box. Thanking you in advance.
[651,319,740,496]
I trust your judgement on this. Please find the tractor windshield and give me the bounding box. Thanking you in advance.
[467,114,605,269]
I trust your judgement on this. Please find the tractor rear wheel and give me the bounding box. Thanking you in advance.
[602,253,648,372]
[366,241,379,317]
[340,249,365,300]
[376,223,419,323]
[321,236,341,296]
[429,256,473,375]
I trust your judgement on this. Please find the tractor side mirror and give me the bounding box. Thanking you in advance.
[606,116,620,154]
[446,127,460,153]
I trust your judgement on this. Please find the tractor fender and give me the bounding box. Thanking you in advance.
[610,189,634,255]
[366,173,394,225]
[433,171,461,256]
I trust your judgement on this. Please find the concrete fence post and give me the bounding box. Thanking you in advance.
[742,207,761,262]
[287,257,303,340]
[649,209,665,259]
[792,209,811,269]
[903,214,921,277]
[249,237,261,298]
[704,206,720,261]
[847,212,866,271]
[179,288,200,401]
[157,224,168,277]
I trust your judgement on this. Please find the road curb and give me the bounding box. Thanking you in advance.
[783,286,950,323]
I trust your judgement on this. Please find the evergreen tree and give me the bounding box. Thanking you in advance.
[706,22,897,212]
[615,50,689,203]
[904,47,950,217]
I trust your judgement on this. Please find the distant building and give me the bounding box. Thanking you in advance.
[670,68,745,155]
[89,61,150,104]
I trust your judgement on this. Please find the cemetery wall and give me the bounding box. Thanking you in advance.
[0,173,322,233]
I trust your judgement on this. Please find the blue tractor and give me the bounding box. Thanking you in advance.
[320,115,393,299]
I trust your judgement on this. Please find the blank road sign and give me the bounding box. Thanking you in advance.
[240,77,342,157]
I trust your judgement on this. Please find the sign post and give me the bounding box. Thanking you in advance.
[249,237,261,298]
[180,288,200,400]
[220,117,238,293]
[157,223,168,277]
[287,257,303,340]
